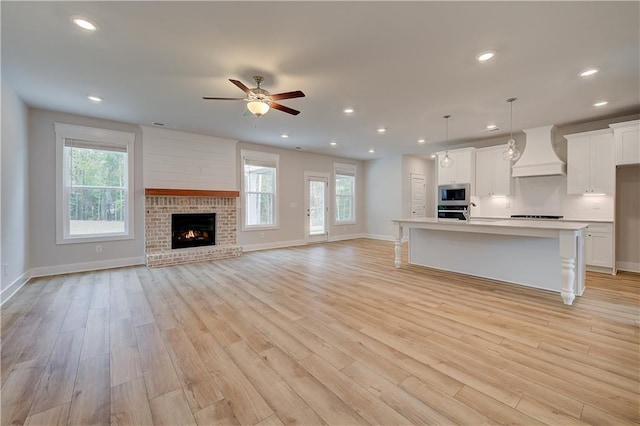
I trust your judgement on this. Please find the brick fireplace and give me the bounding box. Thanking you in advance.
[145,188,242,267]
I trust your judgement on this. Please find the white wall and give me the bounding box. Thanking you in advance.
[237,142,365,249]
[616,165,640,272]
[1,82,29,302]
[365,155,402,239]
[142,126,237,190]
[28,108,145,274]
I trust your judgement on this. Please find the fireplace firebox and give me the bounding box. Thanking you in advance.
[171,213,216,249]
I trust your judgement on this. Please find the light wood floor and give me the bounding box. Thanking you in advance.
[2,239,639,425]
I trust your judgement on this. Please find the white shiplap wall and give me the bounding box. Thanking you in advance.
[141,126,237,191]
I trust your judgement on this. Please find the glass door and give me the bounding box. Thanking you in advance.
[305,175,328,243]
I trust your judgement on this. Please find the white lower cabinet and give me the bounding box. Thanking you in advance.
[584,222,614,271]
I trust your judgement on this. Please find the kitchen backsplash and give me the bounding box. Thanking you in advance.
[473,175,614,221]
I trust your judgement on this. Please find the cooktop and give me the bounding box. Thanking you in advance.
[510,215,563,220]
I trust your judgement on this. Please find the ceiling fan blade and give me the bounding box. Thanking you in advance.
[270,102,301,115]
[202,97,246,100]
[229,79,254,95]
[269,90,306,101]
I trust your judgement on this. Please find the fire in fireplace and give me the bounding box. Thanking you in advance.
[171,213,216,249]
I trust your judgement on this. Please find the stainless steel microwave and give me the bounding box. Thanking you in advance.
[438,183,470,206]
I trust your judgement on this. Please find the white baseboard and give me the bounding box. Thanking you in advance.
[243,234,374,252]
[242,239,307,252]
[616,261,640,273]
[586,265,615,275]
[1,270,32,306]
[328,233,367,242]
[1,256,145,306]
[362,233,408,242]
[363,233,396,242]
[29,256,146,279]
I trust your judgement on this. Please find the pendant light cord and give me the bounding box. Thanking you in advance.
[444,114,451,148]
[507,98,516,141]
[509,100,513,139]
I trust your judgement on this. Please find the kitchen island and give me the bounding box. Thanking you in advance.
[392,218,587,305]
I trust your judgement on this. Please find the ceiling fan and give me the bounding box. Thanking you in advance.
[203,76,305,116]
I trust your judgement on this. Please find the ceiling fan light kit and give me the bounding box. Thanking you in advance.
[247,101,269,116]
[203,75,305,117]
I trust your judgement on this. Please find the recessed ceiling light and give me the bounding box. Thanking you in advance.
[281,133,289,138]
[477,51,495,62]
[417,139,426,144]
[330,141,337,146]
[430,154,436,159]
[343,108,354,114]
[486,124,498,130]
[87,95,102,103]
[368,149,375,154]
[72,17,97,31]
[377,127,386,134]
[593,101,608,107]
[580,68,599,77]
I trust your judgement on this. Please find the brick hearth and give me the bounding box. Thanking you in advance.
[145,191,242,267]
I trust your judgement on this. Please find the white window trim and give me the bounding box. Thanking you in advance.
[55,122,135,244]
[334,162,357,225]
[241,149,279,231]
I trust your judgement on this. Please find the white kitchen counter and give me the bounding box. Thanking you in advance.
[391,218,587,305]
[473,216,613,223]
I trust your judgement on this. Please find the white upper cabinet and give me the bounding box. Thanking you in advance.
[475,145,512,197]
[565,129,615,195]
[610,120,640,165]
[437,148,476,186]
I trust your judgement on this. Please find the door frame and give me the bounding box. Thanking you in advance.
[410,173,427,218]
[304,171,330,243]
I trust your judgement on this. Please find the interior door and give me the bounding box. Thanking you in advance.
[305,174,329,243]
[410,173,426,217]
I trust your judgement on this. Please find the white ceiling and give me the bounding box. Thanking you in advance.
[2,1,639,160]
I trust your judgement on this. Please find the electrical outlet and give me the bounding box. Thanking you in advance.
[95,244,103,253]
[260,232,265,238]
[3,264,7,277]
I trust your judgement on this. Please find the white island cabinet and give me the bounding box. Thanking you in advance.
[392,218,586,305]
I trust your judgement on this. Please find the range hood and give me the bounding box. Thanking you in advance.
[511,125,566,177]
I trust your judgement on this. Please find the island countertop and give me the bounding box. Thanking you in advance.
[392,218,587,238]
[391,217,587,305]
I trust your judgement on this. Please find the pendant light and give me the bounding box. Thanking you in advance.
[440,115,454,168]
[502,98,521,161]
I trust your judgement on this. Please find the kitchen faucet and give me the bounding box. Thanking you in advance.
[463,202,477,222]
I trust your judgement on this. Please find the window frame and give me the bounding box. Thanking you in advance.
[241,149,280,231]
[334,162,357,225]
[55,122,135,244]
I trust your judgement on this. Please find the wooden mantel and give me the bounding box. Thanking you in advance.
[145,188,240,198]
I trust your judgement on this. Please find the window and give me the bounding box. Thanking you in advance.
[242,150,279,230]
[55,123,135,244]
[334,163,357,224]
